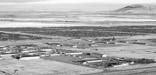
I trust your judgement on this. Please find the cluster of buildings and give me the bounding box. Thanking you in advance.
[45,37,118,50]
[67,52,156,68]
[0,44,131,68]
[91,37,147,46]
[0,44,52,60]
[0,38,154,69]
[46,42,90,49]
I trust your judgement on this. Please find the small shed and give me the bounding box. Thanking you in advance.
[90,53,107,58]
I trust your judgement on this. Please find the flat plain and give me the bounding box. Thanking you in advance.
[0,9,156,75]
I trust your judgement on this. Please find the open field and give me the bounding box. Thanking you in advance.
[0,29,155,59]
[1,12,156,28]
[0,11,156,75]
[0,26,155,37]
[0,55,102,75]
[0,27,155,75]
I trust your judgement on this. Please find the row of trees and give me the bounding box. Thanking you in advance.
[29,31,137,37]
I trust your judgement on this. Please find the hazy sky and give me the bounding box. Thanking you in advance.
[0,0,156,11]
[0,0,156,4]
[32,0,156,4]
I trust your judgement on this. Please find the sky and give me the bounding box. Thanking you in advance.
[0,0,156,4]
[0,0,156,11]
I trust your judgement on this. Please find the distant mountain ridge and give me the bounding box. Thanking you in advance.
[115,4,156,14]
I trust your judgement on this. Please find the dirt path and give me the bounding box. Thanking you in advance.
[84,63,156,75]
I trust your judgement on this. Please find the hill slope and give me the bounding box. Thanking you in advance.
[115,4,156,14]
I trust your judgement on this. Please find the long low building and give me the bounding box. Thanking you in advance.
[83,60,103,65]
[65,52,83,55]
[20,56,40,60]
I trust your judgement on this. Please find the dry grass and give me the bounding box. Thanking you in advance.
[0,55,102,75]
